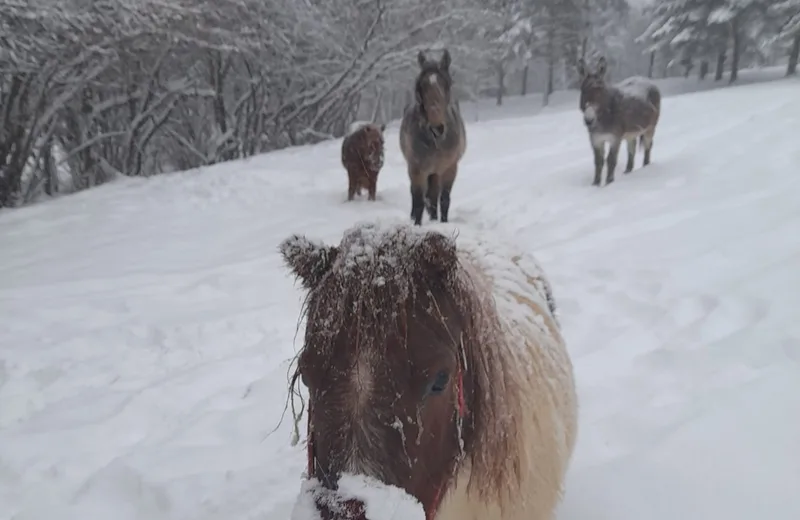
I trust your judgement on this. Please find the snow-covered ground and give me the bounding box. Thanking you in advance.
[1,74,799,520]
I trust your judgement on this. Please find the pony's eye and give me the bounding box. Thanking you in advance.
[428,370,450,395]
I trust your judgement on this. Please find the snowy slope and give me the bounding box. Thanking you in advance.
[1,77,799,520]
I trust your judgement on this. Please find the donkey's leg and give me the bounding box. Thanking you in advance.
[605,138,622,185]
[592,145,604,186]
[624,138,637,173]
[409,170,426,226]
[642,128,655,167]
[426,174,441,220]
[440,165,457,223]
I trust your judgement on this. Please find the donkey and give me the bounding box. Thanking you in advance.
[578,56,661,186]
[341,122,386,201]
[400,49,467,225]
[281,220,578,520]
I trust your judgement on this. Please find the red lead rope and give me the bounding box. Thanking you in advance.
[305,369,467,520]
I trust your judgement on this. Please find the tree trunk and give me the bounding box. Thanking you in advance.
[787,34,800,76]
[715,51,726,81]
[699,60,709,80]
[521,63,529,96]
[544,27,555,107]
[496,62,505,106]
[647,51,655,78]
[729,20,741,83]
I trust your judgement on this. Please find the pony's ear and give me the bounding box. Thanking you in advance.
[416,232,459,278]
[417,51,427,68]
[596,56,607,76]
[440,49,451,71]
[279,235,338,289]
[577,58,587,78]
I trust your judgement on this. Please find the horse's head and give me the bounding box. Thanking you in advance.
[414,49,453,139]
[281,223,479,520]
[364,123,386,148]
[577,56,609,128]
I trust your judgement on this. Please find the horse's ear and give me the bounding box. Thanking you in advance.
[440,49,451,71]
[279,234,338,289]
[416,232,459,278]
[596,56,607,76]
[417,51,426,68]
[577,58,586,78]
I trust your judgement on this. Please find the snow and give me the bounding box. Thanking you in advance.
[291,475,425,520]
[348,121,373,135]
[615,76,658,102]
[1,73,800,520]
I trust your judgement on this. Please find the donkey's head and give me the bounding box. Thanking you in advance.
[414,50,454,139]
[577,56,610,128]
[281,223,480,520]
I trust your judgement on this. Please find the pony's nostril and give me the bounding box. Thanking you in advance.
[431,124,445,137]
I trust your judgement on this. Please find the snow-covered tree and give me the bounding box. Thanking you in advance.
[769,0,800,75]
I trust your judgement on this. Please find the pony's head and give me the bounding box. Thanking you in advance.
[414,50,454,139]
[281,223,519,520]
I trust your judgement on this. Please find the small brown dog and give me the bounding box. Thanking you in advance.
[341,122,385,201]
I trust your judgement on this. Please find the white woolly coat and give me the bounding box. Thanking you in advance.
[435,232,579,520]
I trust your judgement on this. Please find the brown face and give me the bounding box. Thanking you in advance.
[577,57,608,128]
[363,124,385,148]
[281,227,472,520]
[415,50,453,138]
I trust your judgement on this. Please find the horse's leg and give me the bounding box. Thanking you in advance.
[440,164,457,223]
[605,138,621,185]
[426,174,440,220]
[624,137,636,173]
[590,137,604,186]
[367,172,377,201]
[409,169,426,225]
[347,172,357,201]
[642,127,655,167]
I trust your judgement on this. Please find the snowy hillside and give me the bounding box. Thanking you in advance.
[1,76,799,520]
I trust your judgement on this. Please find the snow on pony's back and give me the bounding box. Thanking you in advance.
[291,474,425,520]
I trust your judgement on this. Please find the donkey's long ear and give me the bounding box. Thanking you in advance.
[279,235,338,289]
[417,51,427,68]
[596,56,607,76]
[577,58,587,78]
[416,231,459,280]
[440,49,451,71]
